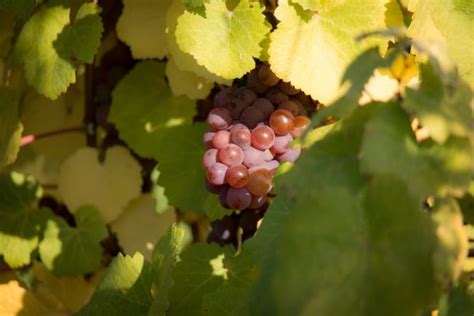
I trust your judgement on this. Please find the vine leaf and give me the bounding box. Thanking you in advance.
[0,0,36,19]
[13,2,103,99]
[78,252,154,316]
[116,0,172,59]
[408,0,474,88]
[166,57,213,99]
[268,0,390,104]
[359,103,473,199]
[109,61,229,218]
[175,0,270,79]
[0,172,49,268]
[110,195,176,260]
[167,243,258,316]
[0,88,22,170]
[58,146,143,223]
[402,62,473,143]
[39,205,108,276]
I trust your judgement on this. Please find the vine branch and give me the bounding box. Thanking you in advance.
[20,126,86,146]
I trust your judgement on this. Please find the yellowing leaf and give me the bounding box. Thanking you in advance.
[111,195,176,260]
[116,0,171,59]
[408,0,474,88]
[268,0,390,104]
[0,279,47,315]
[58,146,142,223]
[166,57,213,99]
[0,88,22,170]
[175,0,270,79]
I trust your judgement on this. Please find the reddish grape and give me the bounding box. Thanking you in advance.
[247,69,269,94]
[265,88,289,105]
[278,100,300,116]
[229,98,249,120]
[278,81,299,95]
[212,130,230,149]
[278,146,301,163]
[249,194,266,209]
[214,88,235,108]
[246,169,272,196]
[235,87,257,105]
[252,98,275,119]
[269,109,295,135]
[218,144,244,167]
[272,134,293,153]
[240,106,265,129]
[243,146,265,168]
[257,64,280,87]
[262,148,274,161]
[205,178,222,194]
[207,107,232,130]
[291,116,310,137]
[249,160,279,175]
[207,163,228,185]
[203,148,218,169]
[219,185,231,209]
[230,124,251,148]
[225,164,249,188]
[251,125,275,150]
[226,187,252,210]
[203,131,215,149]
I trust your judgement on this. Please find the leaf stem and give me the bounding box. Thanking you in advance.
[20,126,86,146]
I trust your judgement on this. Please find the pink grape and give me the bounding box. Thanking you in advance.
[249,194,266,209]
[291,116,310,137]
[252,98,275,119]
[207,107,232,130]
[262,148,274,161]
[226,187,252,210]
[225,164,249,188]
[219,185,231,209]
[251,125,275,150]
[243,146,265,168]
[214,88,235,108]
[269,109,294,136]
[248,160,279,175]
[278,147,301,163]
[203,148,218,169]
[212,130,230,149]
[230,124,251,148]
[272,134,293,153]
[207,163,228,185]
[203,131,215,149]
[218,144,244,167]
[240,106,265,129]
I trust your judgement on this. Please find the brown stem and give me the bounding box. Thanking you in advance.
[20,126,85,146]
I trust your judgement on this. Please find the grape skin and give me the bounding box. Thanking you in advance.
[212,130,230,149]
[226,164,249,188]
[251,125,275,150]
[269,109,295,136]
[203,148,218,169]
[207,163,228,185]
[226,187,252,210]
[218,144,244,167]
[207,107,232,130]
[230,124,251,148]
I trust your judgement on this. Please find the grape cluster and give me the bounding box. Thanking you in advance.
[203,64,312,211]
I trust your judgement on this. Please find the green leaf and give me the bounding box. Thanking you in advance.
[167,243,258,316]
[109,61,229,218]
[175,0,270,79]
[150,167,169,214]
[0,88,22,170]
[14,2,102,99]
[250,178,439,315]
[39,205,108,276]
[457,180,474,224]
[0,172,48,268]
[408,0,474,88]
[0,10,15,58]
[402,61,473,143]
[438,274,474,316]
[78,253,153,316]
[181,0,204,11]
[116,0,172,59]
[0,0,36,19]
[268,0,390,104]
[55,3,104,63]
[359,103,473,198]
[166,57,213,99]
[148,225,185,316]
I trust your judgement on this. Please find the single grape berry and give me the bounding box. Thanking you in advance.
[227,187,252,210]
[251,125,275,150]
[278,100,300,116]
[212,130,230,149]
[272,134,293,154]
[252,98,275,119]
[230,124,251,148]
[249,194,266,209]
[240,106,265,129]
[243,146,265,168]
[257,64,280,87]
[219,185,231,209]
[278,146,301,163]
[265,88,289,105]
[291,116,310,137]
[203,131,215,149]
[269,109,295,135]
[246,169,272,196]
[207,163,228,185]
[203,148,218,169]
[226,164,249,188]
[219,144,244,167]
[214,88,235,108]
[207,107,232,130]
[247,69,269,94]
